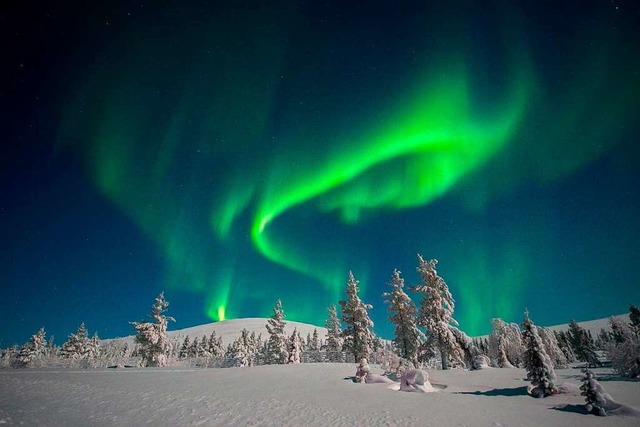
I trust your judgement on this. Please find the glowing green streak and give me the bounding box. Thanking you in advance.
[251,58,533,286]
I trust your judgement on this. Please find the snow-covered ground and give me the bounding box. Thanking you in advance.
[1,363,639,426]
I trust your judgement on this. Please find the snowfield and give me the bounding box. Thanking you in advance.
[2,363,639,426]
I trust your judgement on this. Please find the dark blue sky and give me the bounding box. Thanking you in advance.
[2,0,639,346]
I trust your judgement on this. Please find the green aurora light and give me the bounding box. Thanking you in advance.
[54,3,640,336]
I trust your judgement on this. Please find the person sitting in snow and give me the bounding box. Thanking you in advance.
[355,357,370,383]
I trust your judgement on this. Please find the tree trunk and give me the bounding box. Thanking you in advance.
[441,347,449,370]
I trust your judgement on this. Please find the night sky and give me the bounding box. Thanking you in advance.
[2,1,639,346]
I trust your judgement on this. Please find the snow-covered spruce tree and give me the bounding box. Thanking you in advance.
[266,299,288,364]
[207,331,225,358]
[179,336,190,359]
[60,323,90,359]
[226,334,250,367]
[383,269,422,366]
[86,332,101,360]
[412,256,463,370]
[325,304,343,360]
[17,328,47,367]
[522,311,557,398]
[130,292,175,367]
[340,271,375,363]
[309,328,321,353]
[287,328,302,364]
[537,326,568,368]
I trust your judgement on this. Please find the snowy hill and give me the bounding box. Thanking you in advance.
[107,318,328,347]
[474,314,630,339]
[545,314,630,338]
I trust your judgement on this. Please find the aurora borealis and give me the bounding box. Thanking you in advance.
[2,1,640,345]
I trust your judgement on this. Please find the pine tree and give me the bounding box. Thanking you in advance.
[179,336,190,359]
[60,323,90,359]
[339,271,375,363]
[568,320,601,367]
[17,328,46,367]
[265,299,288,364]
[226,333,250,367]
[382,269,422,365]
[287,328,302,364]
[555,330,577,363]
[130,292,175,367]
[86,332,101,360]
[309,328,321,352]
[325,304,343,361]
[413,256,463,369]
[207,331,224,358]
[522,311,557,397]
[189,337,200,357]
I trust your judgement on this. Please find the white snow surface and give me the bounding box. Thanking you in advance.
[2,363,639,426]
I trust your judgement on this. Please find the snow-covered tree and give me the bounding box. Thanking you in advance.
[17,328,47,367]
[630,304,640,339]
[450,326,482,369]
[179,336,190,359]
[325,304,343,355]
[488,318,524,368]
[413,256,463,369]
[308,328,321,352]
[60,323,90,359]
[580,370,608,416]
[568,319,600,367]
[226,333,250,367]
[287,328,302,364]
[606,316,640,379]
[609,316,633,344]
[86,332,101,360]
[383,269,422,365]
[130,292,175,367]
[555,330,577,363]
[340,271,375,362]
[537,326,567,368]
[265,299,288,364]
[207,331,224,358]
[522,311,557,398]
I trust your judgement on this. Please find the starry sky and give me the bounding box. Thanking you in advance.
[2,0,639,346]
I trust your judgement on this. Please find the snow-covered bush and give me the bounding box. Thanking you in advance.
[580,370,609,416]
[399,369,435,393]
[355,357,370,383]
[377,347,415,380]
